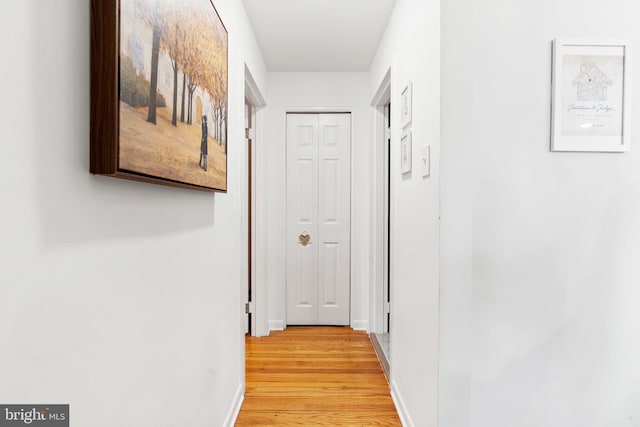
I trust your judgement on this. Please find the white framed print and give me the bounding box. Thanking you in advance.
[551,39,632,152]
[400,130,412,174]
[400,81,412,129]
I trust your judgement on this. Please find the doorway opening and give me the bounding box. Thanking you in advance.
[243,65,266,338]
[383,101,391,336]
[370,70,391,378]
[245,98,256,336]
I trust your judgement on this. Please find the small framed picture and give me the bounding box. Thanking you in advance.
[400,81,412,129]
[551,39,632,152]
[400,130,412,174]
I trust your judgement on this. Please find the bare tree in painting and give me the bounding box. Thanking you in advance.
[180,73,187,123]
[135,0,166,125]
[160,0,191,127]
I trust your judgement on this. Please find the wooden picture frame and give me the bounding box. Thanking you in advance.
[551,38,631,152]
[91,0,228,191]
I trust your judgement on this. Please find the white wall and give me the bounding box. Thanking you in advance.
[440,0,640,426]
[264,72,372,331]
[438,0,473,425]
[0,1,266,426]
[368,0,441,425]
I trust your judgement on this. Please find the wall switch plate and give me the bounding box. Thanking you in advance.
[421,145,430,177]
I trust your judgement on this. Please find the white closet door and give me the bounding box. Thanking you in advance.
[286,113,351,326]
[286,114,319,325]
[317,114,351,325]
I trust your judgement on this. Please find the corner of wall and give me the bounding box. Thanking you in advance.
[351,320,369,331]
[268,320,286,332]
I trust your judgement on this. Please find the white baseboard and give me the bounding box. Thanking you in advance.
[391,380,414,427]
[268,320,369,332]
[268,320,285,333]
[223,383,244,427]
[351,320,369,331]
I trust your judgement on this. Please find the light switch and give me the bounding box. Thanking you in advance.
[421,145,430,177]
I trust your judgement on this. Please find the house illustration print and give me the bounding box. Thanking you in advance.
[572,63,613,101]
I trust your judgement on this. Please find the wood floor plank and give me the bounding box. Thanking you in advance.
[240,396,397,411]
[235,411,402,426]
[236,326,401,426]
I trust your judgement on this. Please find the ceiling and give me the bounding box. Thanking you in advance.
[242,0,397,72]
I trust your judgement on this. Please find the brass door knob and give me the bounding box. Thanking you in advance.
[299,232,310,246]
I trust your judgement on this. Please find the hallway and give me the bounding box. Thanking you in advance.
[236,327,401,426]
[4,0,639,425]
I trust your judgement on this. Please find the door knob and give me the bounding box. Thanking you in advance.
[299,232,311,247]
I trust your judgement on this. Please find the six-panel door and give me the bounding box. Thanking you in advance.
[286,113,351,325]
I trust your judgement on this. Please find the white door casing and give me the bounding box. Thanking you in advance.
[286,113,351,326]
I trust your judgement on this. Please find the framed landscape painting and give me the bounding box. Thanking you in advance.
[91,0,228,191]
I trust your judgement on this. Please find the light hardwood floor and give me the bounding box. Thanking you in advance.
[236,326,401,426]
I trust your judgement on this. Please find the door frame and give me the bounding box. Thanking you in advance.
[243,65,267,337]
[245,98,255,335]
[283,107,354,328]
[370,69,392,334]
